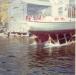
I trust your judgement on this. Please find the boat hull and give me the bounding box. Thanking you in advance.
[29,22,75,42]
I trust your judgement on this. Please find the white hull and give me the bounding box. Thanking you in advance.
[28,22,75,31]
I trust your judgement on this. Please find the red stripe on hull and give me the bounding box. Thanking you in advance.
[30,29,75,42]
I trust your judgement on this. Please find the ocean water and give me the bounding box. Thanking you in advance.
[0,37,75,75]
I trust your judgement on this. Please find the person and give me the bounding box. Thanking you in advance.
[7,32,10,38]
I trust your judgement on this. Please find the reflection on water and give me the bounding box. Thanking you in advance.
[28,43,75,75]
[0,37,75,75]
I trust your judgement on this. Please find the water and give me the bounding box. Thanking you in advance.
[0,37,75,75]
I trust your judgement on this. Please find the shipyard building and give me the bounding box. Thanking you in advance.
[7,0,75,33]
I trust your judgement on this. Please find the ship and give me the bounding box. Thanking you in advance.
[28,21,75,47]
[7,0,75,47]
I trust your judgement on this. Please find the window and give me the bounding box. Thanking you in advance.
[41,7,51,16]
[58,7,63,15]
[59,0,63,4]
[69,0,75,5]
[68,6,76,18]
[27,4,49,16]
